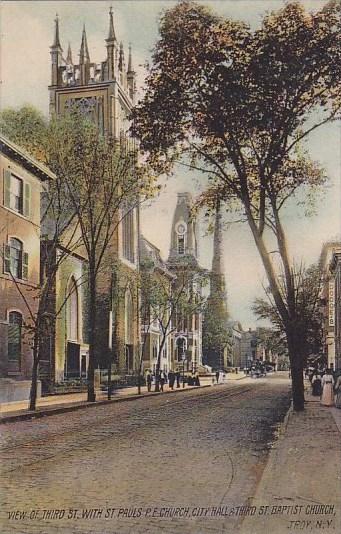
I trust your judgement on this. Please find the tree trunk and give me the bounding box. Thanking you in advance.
[245,208,305,411]
[154,336,167,392]
[286,327,305,411]
[290,363,305,412]
[87,272,97,402]
[29,341,39,411]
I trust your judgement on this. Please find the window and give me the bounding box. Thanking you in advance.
[3,171,31,217]
[67,277,79,341]
[122,206,135,263]
[178,235,185,255]
[8,311,23,362]
[125,289,134,345]
[3,238,28,279]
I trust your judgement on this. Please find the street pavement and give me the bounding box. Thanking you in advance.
[240,388,341,534]
[1,375,291,534]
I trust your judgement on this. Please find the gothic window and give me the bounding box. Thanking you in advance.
[122,205,135,263]
[125,289,134,345]
[64,96,104,133]
[8,311,23,362]
[67,277,79,341]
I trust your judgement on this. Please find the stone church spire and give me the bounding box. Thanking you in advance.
[50,14,63,87]
[79,25,90,64]
[66,43,73,64]
[107,5,116,42]
[202,200,230,370]
[210,199,228,310]
[51,13,62,49]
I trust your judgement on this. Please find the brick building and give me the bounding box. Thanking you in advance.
[0,135,54,401]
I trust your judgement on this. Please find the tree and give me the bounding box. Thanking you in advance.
[1,106,155,404]
[46,114,154,402]
[253,263,324,368]
[0,105,48,161]
[202,308,232,370]
[132,0,341,410]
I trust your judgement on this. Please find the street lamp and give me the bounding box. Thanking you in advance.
[182,345,186,388]
[108,310,113,400]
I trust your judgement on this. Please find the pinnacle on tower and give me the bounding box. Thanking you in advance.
[106,5,116,42]
[51,13,62,50]
[127,43,133,73]
[79,24,90,64]
[66,43,73,64]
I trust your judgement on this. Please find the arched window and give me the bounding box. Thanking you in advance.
[122,205,135,263]
[125,289,134,345]
[67,277,79,341]
[8,311,23,362]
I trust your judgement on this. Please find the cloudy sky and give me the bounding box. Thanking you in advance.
[1,0,340,328]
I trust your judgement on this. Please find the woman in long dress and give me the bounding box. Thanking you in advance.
[311,373,322,396]
[334,375,341,409]
[320,370,334,406]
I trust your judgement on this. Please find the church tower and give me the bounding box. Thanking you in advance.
[203,200,231,370]
[168,192,199,267]
[47,8,140,384]
[167,192,204,373]
[48,8,136,140]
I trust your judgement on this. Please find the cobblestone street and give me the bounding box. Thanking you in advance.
[1,376,291,534]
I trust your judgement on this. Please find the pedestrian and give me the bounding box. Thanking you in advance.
[146,370,152,392]
[320,369,335,406]
[160,372,165,392]
[176,371,180,388]
[216,370,220,384]
[195,372,200,386]
[334,374,341,409]
[168,370,175,390]
[311,372,322,397]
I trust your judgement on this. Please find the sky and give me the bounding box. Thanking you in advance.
[1,0,340,328]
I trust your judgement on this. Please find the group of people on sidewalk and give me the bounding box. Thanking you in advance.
[144,369,200,392]
[308,367,341,408]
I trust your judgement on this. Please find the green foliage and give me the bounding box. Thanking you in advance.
[0,105,48,161]
[253,263,324,361]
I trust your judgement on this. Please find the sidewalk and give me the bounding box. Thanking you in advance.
[240,388,341,534]
[0,373,246,423]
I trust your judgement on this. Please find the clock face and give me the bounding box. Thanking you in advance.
[177,224,186,235]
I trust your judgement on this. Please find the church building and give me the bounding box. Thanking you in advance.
[45,9,140,386]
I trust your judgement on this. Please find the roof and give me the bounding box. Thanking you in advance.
[0,134,55,182]
[140,236,175,279]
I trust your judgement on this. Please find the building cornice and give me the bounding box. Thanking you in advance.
[0,135,55,182]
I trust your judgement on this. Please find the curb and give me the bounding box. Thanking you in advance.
[0,384,212,424]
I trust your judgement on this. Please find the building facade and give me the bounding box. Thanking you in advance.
[0,136,53,401]
[139,237,175,375]
[330,251,341,371]
[319,242,341,369]
[167,192,204,373]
